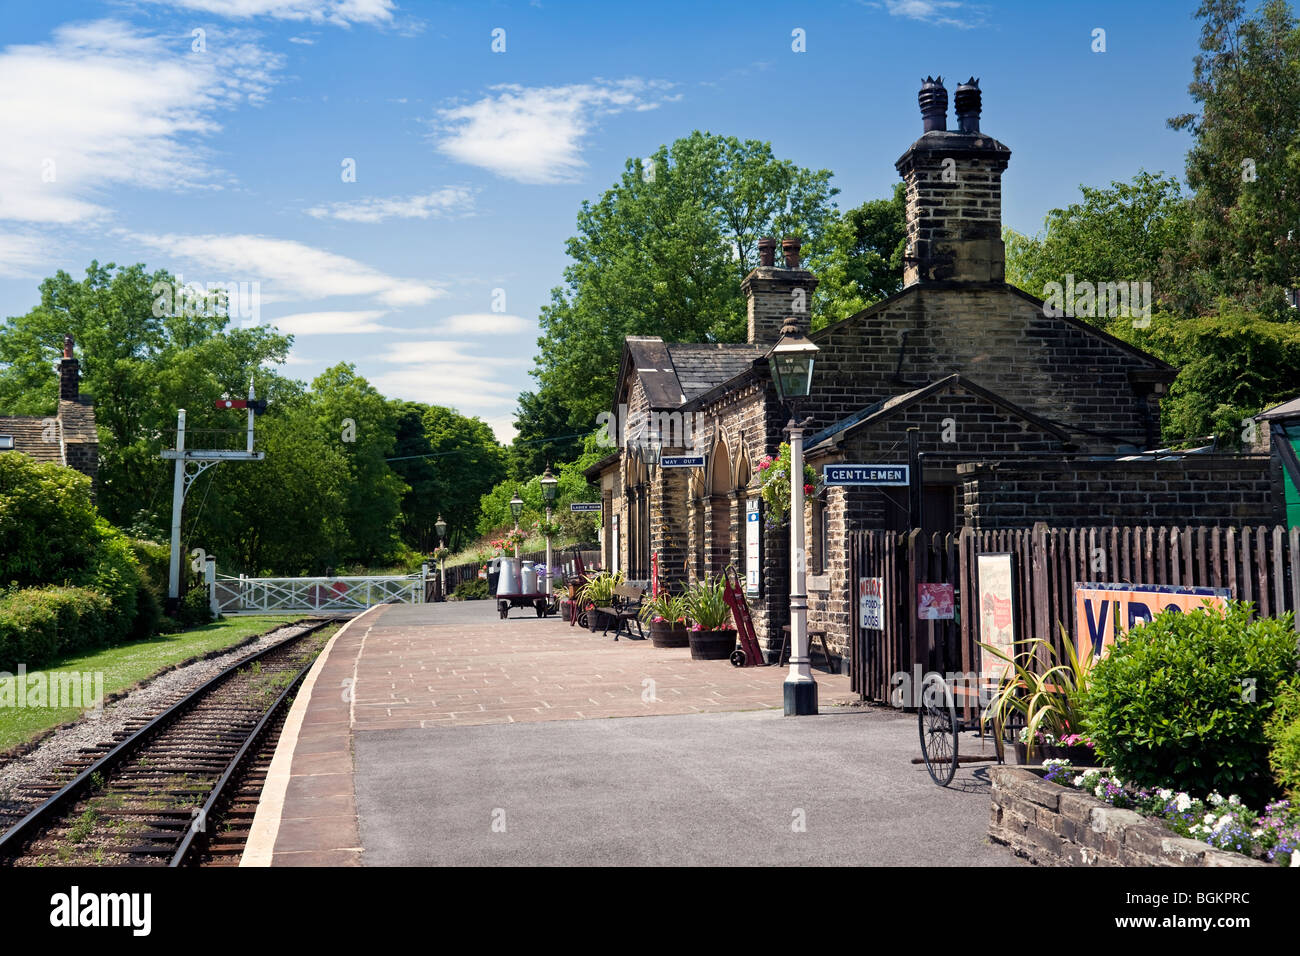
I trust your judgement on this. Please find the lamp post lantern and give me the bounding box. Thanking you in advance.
[540,466,559,596]
[769,315,820,716]
[435,514,448,601]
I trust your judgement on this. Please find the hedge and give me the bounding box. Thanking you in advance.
[0,586,116,672]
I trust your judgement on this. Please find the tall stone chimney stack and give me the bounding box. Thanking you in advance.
[896,77,1011,286]
[742,236,819,345]
[59,333,80,401]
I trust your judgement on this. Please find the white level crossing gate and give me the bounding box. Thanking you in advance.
[213,573,427,614]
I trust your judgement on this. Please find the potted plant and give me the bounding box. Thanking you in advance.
[757,443,819,527]
[640,591,690,648]
[579,571,621,632]
[684,574,737,660]
[980,626,1095,765]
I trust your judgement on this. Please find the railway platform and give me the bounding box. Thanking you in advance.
[241,601,1009,866]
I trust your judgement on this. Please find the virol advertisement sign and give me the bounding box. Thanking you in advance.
[1074,583,1232,660]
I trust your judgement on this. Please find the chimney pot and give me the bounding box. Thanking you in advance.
[918,76,947,132]
[781,236,801,269]
[758,236,776,267]
[955,77,981,133]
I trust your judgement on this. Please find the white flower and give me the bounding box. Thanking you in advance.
[1095,785,1106,798]
[1175,793,1193,812]
[1072,775,1086,788]
[1157,788,1173,801]
[1228,794,1241,806]
[1252,828,1265,838]
[1204,813,1217,825]
[1291,853,1300,868]
[1208,791,1225,806]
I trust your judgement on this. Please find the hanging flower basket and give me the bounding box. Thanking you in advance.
[756,443,819,527]
[431,547,450,562]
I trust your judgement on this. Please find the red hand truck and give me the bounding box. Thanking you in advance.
[722,565,766,667]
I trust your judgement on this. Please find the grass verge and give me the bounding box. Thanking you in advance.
[0,615,305,753]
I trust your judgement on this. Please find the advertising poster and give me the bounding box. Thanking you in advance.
[917,582,954,620]
[859,576,884,630]
[977,553,1016,684]
[745,499,762,596]
[1074,583,1232,661]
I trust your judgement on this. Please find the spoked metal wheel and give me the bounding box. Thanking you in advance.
[918,673,959,786]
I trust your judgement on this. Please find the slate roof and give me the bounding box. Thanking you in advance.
[0,416,61,463]
[665,343,767,403]
[616,337,767,411]
[804,374,1071,454]
[1256,394,1300,422]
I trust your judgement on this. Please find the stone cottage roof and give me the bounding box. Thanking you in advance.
[1256,394,1300,423]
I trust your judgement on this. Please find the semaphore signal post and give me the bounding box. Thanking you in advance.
[159,379,268,613]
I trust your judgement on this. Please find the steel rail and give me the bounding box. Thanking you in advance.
[0,618,333,859]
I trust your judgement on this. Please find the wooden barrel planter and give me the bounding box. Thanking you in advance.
[688,628,736,661]
[587,607,615,633]
[648,619,689,648]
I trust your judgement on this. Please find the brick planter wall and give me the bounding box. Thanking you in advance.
[988,766,1269,867]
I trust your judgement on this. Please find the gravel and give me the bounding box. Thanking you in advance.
[0,619,328,826]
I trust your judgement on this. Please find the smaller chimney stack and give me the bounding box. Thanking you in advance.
[781,236,801,270]
[918,76,947,132]
[59,333,80,401]
[955,77,981,133]
[758,236,776,267]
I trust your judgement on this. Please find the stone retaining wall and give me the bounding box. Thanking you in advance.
[988,766,1269,867]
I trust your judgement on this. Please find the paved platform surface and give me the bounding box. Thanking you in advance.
[246,600,1015,866]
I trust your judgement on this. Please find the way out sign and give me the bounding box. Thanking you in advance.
[859,577,884,630]
[1074,582,1232,660]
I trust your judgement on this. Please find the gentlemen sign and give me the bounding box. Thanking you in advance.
[824,464,909,486]
[661,455,707,468]
[569,502,602,513]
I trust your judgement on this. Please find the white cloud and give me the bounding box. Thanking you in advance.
[289,36,316,44]
[434,79,677,184]
[434,313,533,336]
[370,339,525,422]
[306,186,475,223]
[0,19,281,225]
[0,233,52,277]
[129,232,444,306]
[263,310,395,334]
[137,0,395,26]
[876,0,986,28]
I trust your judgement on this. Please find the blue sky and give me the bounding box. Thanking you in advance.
[0,0,1210,441]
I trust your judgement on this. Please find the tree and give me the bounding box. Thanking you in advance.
[532,132,839,431]
[1167,0,1300,316]
[410,406,507,551]
[0,262,292,528]
[812,183,907,326]
[1002,170,1190,309]
[508,387,584,481]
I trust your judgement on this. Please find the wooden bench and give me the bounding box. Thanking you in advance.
[778,625,839,672]
[596,584,646,640]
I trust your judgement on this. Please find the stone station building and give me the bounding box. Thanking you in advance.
[586,78,1281,662]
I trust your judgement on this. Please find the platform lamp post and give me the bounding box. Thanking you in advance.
[540,467,559,596]
[435,514,447,601]
[769,315,820,716]
[510,491,525,592]
[643,432,662,591]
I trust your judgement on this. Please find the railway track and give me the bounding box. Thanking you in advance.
[0,619,338,867]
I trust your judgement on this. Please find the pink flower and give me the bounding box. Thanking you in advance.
[803,483,814,494]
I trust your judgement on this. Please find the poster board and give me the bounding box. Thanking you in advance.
[1073,582,1232,661]
[917,583,954,620]
[745,498,762,597]
[859,576,884,630]
[977,552,1017,684]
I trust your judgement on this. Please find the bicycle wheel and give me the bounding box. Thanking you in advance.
[918,674,959,786]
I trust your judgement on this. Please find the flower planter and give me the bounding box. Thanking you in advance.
[587,609,615,633]
[1013,742,1097,766]
[649,620,689,648]
[688,628,736,661]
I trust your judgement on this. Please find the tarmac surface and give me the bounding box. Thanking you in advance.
[243,599,1019,866]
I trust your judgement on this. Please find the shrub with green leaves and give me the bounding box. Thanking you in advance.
[1078,602,1298,803]
[451,579,490,601]
[0,453,98,586]
[1265,678,1300,800]
[0,586,115,671]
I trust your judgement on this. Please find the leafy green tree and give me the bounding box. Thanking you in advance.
[813,183,907,327]
[1168,0,1300,316]
[411,406,507,551]
[1002,170,1190,308]
[533,132,839,431]
[0,262,292,527]
[0,452,99,584]
[508,387,584,481]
